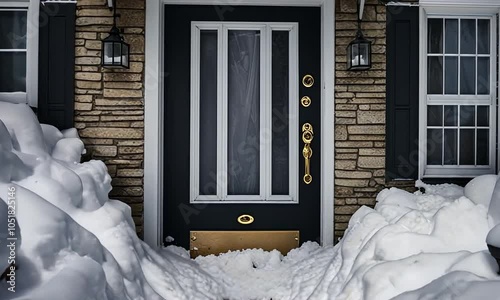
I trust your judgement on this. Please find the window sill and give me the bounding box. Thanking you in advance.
[0,92,27,104]
[423,166,496,178]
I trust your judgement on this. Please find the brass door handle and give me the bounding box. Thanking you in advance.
[302,123,313,184]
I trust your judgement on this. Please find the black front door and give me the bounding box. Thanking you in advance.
[164,5,321,252]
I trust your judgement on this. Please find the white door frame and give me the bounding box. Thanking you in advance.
[144,0,335,247]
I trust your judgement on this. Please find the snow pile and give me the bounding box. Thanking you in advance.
[488,175,500,226]
[464,175,497,208]
[0,102,222,300]
[179,178,500,299]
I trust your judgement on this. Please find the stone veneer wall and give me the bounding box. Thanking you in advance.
[334,0,387,241]
[74,0,145,236]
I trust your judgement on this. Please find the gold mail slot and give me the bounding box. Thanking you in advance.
[190,230,300,258]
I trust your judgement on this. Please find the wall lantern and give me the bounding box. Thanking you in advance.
[102,0,129,68]
[346,0,372,71]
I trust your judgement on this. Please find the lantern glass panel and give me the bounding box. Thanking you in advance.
[122,43,129,68]
[104,42,123,65]
[350,44,359,67]
[347,44,352,69]
[359,43,369,66]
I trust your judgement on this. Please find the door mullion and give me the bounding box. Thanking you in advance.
[221,25,229,201]
[190,25,200,203]
[263,25,273,200]
[290,24,299,202]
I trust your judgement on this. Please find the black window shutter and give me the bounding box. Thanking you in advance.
[38,2,76,130]
[386,6,419,180]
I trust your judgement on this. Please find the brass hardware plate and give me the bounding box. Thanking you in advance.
[190,231,300,258]
[237,214,254,225]
[301,96,311,107]
[302,123,314,184]
[302,74,314,88]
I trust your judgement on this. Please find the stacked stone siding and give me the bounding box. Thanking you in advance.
[74,0,145,236]
[334,0,387,241]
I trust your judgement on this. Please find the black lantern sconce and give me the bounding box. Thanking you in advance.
[346,0,372,71]
[102,0,129,68]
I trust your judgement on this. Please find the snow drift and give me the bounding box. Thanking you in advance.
[1,101,500,300]
[0,102,221,300]
[186,179,500,300]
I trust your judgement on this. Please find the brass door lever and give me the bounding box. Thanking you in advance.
[302,123,313,184]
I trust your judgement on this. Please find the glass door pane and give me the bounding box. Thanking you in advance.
[227,30,261,195]
[271,31,290,195]
[199,30,218,195]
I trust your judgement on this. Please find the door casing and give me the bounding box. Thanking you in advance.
[144,0,335,247]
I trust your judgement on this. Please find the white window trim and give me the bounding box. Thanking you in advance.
[420,0,500,9]
[418,6,499,178]
[190,22,299,204]
[0,0,39,107]
[144,0,335,247]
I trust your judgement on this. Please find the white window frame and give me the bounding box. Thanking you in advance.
[190,22,299,203]
[419,5,499,178]
[0,0,39,107]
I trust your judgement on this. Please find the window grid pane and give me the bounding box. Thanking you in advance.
[445,19,458,54]
[428,56,443,94]
[0,52,26,92]
[427,105,490,166]
[428,18,443,54]
[460,19,476,54]
[427,17,491,96]
[0,10,27,50]
[478,19,490,54]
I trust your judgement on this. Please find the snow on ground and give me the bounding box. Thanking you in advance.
[1,101,500,300]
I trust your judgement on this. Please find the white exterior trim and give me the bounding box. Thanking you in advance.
[158,0,327,5]
[144,0,335,247]
[321,0,335,247]
[0,0,28,7]
[27,0,39,108]
[418,6,499,178]
[420,0,500,7]
[418,6,426,179]
[144,0,163,246]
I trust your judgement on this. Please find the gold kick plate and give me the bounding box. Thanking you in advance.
[302,123,313,184]
[190,231,300,258]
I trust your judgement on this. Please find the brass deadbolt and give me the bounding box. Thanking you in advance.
[301,96,311,107]
[302,74,314,88]
[237,214,254,225]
